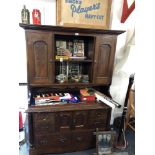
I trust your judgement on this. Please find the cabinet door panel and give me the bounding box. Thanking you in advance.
[89,109,110,130]
[73,111,88,130]
[94,35,117,84]
[33,113,55,122]
[72,131,95,148]
[56,112,72,132]
[26,31,54,84]
[33,113,55,134]
[33,121,55,134]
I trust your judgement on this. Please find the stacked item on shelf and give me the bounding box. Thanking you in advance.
[55,39,86,60]
[80,88,95,102]
[33,92,80,106]
[55,40,71,60]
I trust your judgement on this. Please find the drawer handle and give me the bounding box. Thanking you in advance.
[40,140,48,144]
[59,138,66,143]
[75,125,84,128]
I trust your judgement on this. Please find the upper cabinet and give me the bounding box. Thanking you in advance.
[20,23,124,87]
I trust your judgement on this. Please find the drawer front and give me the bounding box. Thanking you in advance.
[33,113,55,133]
[72,131,95,148]
[56,112,72,132]
[33,121,55,133]
[34,133,71,148]
[33,113,55,122]
[89,109,109,129]
[73,111,88,130]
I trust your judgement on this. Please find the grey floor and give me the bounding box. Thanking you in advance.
[19,128,134,155]
[19,143,128,155]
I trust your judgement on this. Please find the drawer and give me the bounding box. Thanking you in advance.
[90,109,107,118]
[73,111,88,130]
[34,133,71,148]
[88,110,108,129]
[72,131,95,147]
[33,121,55,133]
[33,113,55,133]
[33,113,55,123]
[56,112,72,132]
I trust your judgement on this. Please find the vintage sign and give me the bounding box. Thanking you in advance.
[56,0,112,29]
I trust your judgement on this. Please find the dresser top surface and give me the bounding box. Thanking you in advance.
[26,101,110,113]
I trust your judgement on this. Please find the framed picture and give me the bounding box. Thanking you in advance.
[94,130,116,155]
[56,0,112,29]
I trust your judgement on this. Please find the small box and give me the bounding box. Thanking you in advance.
[81,95,95,101]
[80,88,95,101]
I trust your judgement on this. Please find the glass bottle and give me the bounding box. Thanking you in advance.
[21,5,30,24]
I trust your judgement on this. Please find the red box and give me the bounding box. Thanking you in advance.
[80,95,95,101]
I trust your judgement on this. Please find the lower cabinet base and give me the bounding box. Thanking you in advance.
[29,144,95,155]
[27,103,111,155]
[29,131,96,155]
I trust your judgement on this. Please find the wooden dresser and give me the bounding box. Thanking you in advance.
[20,23,124,155]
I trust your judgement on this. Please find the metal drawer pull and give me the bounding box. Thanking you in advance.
[40,140,48,144]
[60,126,69,129]
[75,125,84,127]
[59,137,67,143]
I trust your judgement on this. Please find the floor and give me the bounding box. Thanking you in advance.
[19,128,134,155]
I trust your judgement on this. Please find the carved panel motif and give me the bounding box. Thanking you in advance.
[34,41,48,78]
[97,44,111,77]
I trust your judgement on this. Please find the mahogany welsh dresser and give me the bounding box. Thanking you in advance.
[20,23,124,155]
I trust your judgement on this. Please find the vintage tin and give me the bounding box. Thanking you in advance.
[32,9,41,25]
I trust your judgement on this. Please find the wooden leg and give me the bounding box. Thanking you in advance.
[125,89,135,131]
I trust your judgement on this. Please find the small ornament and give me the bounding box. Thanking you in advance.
[21,5,30,24]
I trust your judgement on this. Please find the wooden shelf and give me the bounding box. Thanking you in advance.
[19,23,125,35]
[53,59,93,62]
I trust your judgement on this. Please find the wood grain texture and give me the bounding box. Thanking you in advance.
[20,24,124,155]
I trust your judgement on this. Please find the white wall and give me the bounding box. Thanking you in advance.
[17,0,56,110]
[110,0,135,118]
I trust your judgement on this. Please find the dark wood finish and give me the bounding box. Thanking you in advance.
[20,24,124,86]
[26,31,54,85]
[56,111,72,132]
[20,23,125,35]
[20,24,124,155]
[27,103,111,155]
[93,35,117,84]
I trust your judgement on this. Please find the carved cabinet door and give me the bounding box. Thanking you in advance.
[93,35,117,84]
[26,31,54,85]
[56,112,72,132]
[73,111,88,130]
